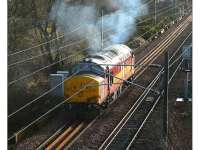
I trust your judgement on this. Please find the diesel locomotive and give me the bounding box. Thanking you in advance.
[64,44,135,108]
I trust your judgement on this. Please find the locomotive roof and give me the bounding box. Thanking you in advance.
[84,44,132,69]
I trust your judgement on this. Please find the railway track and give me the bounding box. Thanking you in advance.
[44,122,86,150]
[98,70,162,150]
[38,15,191,150]
[134,15,191,75]
[12,14,191,150]
[98,16,192,150]
[98,57,187,150]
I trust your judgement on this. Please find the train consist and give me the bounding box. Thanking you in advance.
[63,44,135,108]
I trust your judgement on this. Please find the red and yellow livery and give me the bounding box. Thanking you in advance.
[64,44,135,106]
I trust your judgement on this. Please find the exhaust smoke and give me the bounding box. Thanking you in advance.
[50,0,148,52]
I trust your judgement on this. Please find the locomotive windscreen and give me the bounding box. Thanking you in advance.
[71,62,104,76]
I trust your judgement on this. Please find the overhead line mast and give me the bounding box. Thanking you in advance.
[154,0,157,24]
[101,9,104,50]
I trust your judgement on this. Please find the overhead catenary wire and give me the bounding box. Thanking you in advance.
[7,1,189,142]
[8,49,84,86]
[98,34,191,150]
[127,12,185,48]
[98,67,163,150]
[168,32,192,62]
[8,6,183,86]
[136,2,185,25]
[8,27,163,118]
[8,0,157,68]
[8,23,189,119]
[8,71,104,140]
[9,1,186,68]
[128,3,186,42]
[8,0,154,58]
[8,35,104,86]
[125,95,161,149]
[125,50,189,149]
[8,33,121,117]
[7,29,155,120]
[7,18,159,85]
[8,26,114,85]
[7,8,186,119]
[7,8,188,125]
[168,60,184,84]
[118,33,192,149]
[7,0,188,119]
[10,83,88,136]
[7,30,145,86]
[9,42,162,140]
[8,63,91,118]
[8,18,191,142]
[125,52,188,149]
[8,2,186,75]
[92,67,160,94]
[9,31,133,118]
[8,38,86,68]
[92,29,191,91]
[8,19,133,68]
[8,25,133,68]
[169,41,192,68]
[8,25,82,57]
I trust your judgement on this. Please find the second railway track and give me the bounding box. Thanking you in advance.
[66,15,192,150]
[41,15,192,150]
[14,14,192,150]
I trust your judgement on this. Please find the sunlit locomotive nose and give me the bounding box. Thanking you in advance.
[64,75,105,104]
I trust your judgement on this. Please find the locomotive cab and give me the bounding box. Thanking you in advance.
[64,62,108,105]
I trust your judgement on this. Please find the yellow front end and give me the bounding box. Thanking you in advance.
[64,75,104,104]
